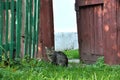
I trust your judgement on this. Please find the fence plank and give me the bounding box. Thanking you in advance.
[28,0,33,57]
[31,0,36,58]
[24,0,29,56]
[5,0,9,59]
[35,0,40,57]
[16,0,22,58]
[10,0,15,60]
[0,0,4,61]
[27,0,31,57]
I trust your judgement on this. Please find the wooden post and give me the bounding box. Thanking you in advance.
[37,0,54,60]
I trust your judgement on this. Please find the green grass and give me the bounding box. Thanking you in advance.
[0,50,120,80]
[64,49,79,59]
[0,57,120,80]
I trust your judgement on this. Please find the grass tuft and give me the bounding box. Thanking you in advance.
[64,49,79,59]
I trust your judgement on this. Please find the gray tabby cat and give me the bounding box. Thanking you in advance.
[45,47,68,67]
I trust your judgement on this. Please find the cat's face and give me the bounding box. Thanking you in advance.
[45,47,54,55]
[45,47,55,61]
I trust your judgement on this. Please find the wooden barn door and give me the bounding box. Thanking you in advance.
[76,0,104,64]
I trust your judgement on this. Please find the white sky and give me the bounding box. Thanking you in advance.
[53,0,77,32]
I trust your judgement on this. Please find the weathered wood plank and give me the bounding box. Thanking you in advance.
[116,0,120,63]
[103,0,118,65]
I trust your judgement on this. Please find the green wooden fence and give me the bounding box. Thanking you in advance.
[0,0,40,61]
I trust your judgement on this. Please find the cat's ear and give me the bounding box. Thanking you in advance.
[51,47,54,50]
[45,47,48,50]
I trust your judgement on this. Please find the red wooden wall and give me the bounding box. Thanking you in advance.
[76,0,120,65]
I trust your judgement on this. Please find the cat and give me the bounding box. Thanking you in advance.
[45,47,68,67]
